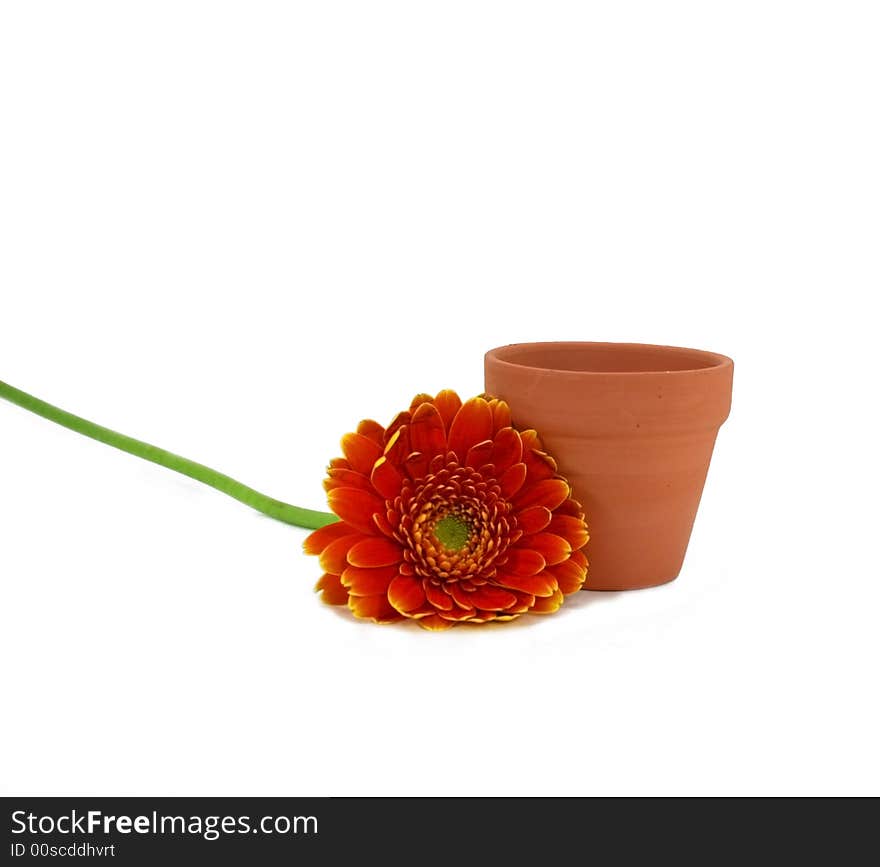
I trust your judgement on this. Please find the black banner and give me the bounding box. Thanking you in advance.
[0,797,865,863]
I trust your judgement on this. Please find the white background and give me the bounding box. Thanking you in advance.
[1,1,878,796]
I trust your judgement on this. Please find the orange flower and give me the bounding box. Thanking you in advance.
[304,391,589,629]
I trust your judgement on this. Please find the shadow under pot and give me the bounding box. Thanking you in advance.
[484,341,733,591]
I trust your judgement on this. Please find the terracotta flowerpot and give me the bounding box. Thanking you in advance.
[485,342,733,590]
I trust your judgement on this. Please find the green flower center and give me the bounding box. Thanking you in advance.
[434,514,470,551]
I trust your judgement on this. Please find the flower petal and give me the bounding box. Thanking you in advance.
[348,594,402,623]
[437,605,477,622]
[388,574,427,614]
[519,429,545,453]
[555,497,585,519]
[327,487,386,534]
[404,451,430,480]
[417,614,455,631]
[347,536,403,568]
[465,439,494,470]
[370,455,403,500]
[490,427,523,473]
[468,585,518,611]
[303,520,350,555]
[319,533,363,574]
[476,462,496,479]
[494,569,557,598]
[548,514,590,550]
[373,511,396,538]
[504,548,546,576]
[324,467,373,493]
[524,448,558,482]
[570,548,588,569]
[499,462,527,498]
[341,432,382,475]
[529,588,564,614]
[409,393,434,411]
[447,583,475,611]
[342,564,399,596]
[505,591,536,613]
[526,532,571,566]
[516,506,552,535]
[314,572,349,606]
[513,478,570,511]
[424,581,455,611]
[548,557,587,594]
[447,397,493,462]
[384,411,411,445]
[382,428,411,471]
[432,389,462,432]
[409,402,447,458]
[489,399,512,433]
[356,418,385,445]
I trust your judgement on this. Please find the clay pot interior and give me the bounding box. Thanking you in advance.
[488,342,729,374]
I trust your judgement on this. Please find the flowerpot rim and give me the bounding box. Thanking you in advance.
[485,341,733,378]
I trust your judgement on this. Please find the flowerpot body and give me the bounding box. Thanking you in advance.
[485,342,733,590]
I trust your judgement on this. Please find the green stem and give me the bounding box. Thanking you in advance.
[0,380,337,530]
